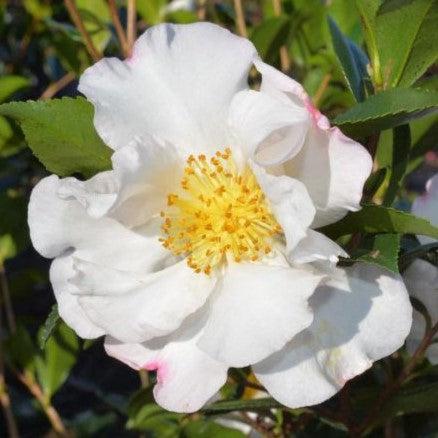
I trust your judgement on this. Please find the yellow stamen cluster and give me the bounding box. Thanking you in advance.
[159,149,282,274]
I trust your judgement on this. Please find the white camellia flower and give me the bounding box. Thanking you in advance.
[28,23,412,412]
[404,174,438,363]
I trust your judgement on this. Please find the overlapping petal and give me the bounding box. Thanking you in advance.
[254,263,412,408]
[79,23,257,154]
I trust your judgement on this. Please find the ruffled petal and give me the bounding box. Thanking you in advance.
[79,22,256,154]
[73,258,216,343]
[404,259,438,364]
[251,163,315,254]
[228,89,309,165]
[104,310,228,413]
[198,259,322,367]
[50,255,104,339]
[254,59,372,228]
[28,175,169,272]
[411,174,438,245]
[289,229,348,266]
[254,263,412,408]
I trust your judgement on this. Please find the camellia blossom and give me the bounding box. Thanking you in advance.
[404,174,438,363]
[28,23,412,412]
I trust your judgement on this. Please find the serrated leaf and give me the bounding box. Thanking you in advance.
[319,205,438,240]
[350,233,401,273]
[333,87,438,136]
[182,420,245,438]
[38,304,60,350]
[0,97,112,178]
[202,397,283,414]
[328,16,369,102]
[250,15,291,64]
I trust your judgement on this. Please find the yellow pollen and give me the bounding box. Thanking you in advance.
[160,149,282,274]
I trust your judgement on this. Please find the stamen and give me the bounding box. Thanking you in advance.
[160,149,282,274]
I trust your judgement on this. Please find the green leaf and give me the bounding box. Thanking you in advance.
[0,75,30,103]
[383,124,411,205]
[328,16,369,102]
[0,97,112,178]
[250,15,291,64]
[36,322,79,400]
[202,397,283,414]
[399,242,438,272]
[333,87,438,136]
[182,420,245,438]
[4,324,38,375]
[320,205,438,240]
[38,304,60,350]
[349,233,401,273]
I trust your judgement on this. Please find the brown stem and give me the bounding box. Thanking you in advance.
[16,371,68,436]
[233,0,247,38]
[313,74,332,107]
[108,0,130,57]
[138,369,149,388]
[126,0,137,55]
[40,72,76,100]
[272,0,291,72]
[64,0,102,62]
[0,265,16,334]
[354,321,438,435]
[197,0,207,20]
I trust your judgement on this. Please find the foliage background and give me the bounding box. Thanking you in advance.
[0,0,437,436]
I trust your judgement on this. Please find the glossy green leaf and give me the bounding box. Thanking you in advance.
[182,420,245,438]
[202,397,283,414]
[328,16,369,101]
[333,87,438,136]
[320,204,438,240]
[38,304,60,350]
[0,75,30,103]
[0,97,112,178]
[36,322,79,399]
[250,15,291,63]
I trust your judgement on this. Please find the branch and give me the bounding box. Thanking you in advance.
[126,0,137,55]
[40,72,76,100]
[233,0,247,37]
[64,0,102,62]
[108,0,130,57]
[272,0,291,72]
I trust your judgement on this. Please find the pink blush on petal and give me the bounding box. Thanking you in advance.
[143,360,168,384]
[304,98,330,129]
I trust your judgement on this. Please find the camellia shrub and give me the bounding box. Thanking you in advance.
[0,1,437,437]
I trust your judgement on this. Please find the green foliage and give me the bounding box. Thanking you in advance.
[38,304,61,350]
[182,420,246,438]
[0,97,112,178]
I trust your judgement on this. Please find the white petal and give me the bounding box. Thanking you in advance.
[198,260,322,367]
[404,259,438,364]
[28,175,168,272]
[254,263,412,408]
[254,59,372,228]
[73,258,217,343]
[110,137,182,227]
[228,90,309,165]
[104,310,228,413]
[251,163,316,253]
[57,171,118,218]
[411,174,438,245]
[289,229,348,265]
[285,125,373,228]
[79,23,256,154]
[50,255,104,339]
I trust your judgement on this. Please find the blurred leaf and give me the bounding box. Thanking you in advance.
[351,233,401,273]
[0,116,14,151]
[126,402,181,435]
[182,419,245,438]
[250,15,291,64]
[23,0,52,20]
[0,76,30,103]
[71,411,118,437]
[38,304,60,350]
[320,204,438,240]
[137,0,167,24]
[364,167,387,200]
[166,10,198,24]
[0,98,112,178]
[399,242,438,272]
[36,322,79,400]
[4,324,37,374]
[202,397,282,414]
[383,124,411,205]
[333,87,438,136]
[328,16,369,102]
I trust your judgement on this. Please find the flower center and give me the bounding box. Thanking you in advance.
[159,149,282,274]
